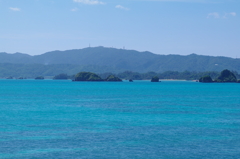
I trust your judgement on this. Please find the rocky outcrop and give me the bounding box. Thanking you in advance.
[151,76,160,82]
[35,76,44,80]
[105,75,122,82]
[215,69,237,82]
[74,72,103,81]
[199,75,213,83]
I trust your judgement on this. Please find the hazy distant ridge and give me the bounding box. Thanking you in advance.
[0,47,240,75]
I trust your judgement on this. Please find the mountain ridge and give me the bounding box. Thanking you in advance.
[0,47,239,76]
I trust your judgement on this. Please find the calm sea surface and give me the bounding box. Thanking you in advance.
[0,80,240,159]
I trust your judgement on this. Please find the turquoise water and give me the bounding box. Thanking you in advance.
[0,80,240,159]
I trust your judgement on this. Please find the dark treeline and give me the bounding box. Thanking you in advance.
[98,71,240,80]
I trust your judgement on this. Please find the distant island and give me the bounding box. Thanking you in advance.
[199,69,240,83]
[151,76,160,82]
[199,75,213,83]
[53,73,69,80]
[215,69,237,82]
[73,72,122,82]
[105,75,122,82]
[6,76,13,79]
[35,76,44,80]
[74,72,103,81]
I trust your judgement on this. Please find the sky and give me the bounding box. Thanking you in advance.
[0,0,239,58]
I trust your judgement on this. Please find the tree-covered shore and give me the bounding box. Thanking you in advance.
[3,70,240,81]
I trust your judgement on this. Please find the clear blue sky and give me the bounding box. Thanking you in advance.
[0,0,239,57]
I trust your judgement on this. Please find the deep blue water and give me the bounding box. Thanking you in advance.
[0,80,240,159]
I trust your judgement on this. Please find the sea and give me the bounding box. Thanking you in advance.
[0,79,240,159]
